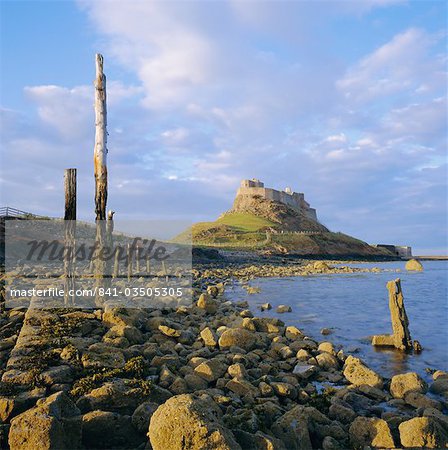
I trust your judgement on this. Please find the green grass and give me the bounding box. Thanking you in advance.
[215,213,275,232]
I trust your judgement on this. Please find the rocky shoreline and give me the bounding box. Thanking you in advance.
[0,261,447,449]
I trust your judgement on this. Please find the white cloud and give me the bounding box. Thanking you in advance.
[337,28,445,102]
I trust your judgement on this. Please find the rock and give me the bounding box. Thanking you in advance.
[158,325,181,338]
[207,286,219,298]
[104,325,144,344]
[194,358,227,382]
[81,343,125,370]
[271,382,297,399]
[390,372,427,399]
[260,303,272,311]
[276,305,292,313]
[285,326,303,339]
[234,430,286,450]
[405,259,423,271]
[399,417,448,448]
[228,363,247,379]
[240,309,253,318]
[131,401,159,433]
[0,388,46,421]
[404,392,442,410]
[9,392,82,450]
[343,355,383,388]
[430,377,448,396]
[293,364,318,379]
[184,374,209,391]
[320,328,333,335]
[148,394,241,450]
[40,365,73,385]
[197,293,218,314]
[349,417,395,449]
[200,327,218,348]
[226,379,259,397]
[82,410,143,449]
[271,405,315,450]
[219,328,256,351]
[79,379,149,414]
[318,342,335,354]
[328,403,356,424]
[316,353,339,370]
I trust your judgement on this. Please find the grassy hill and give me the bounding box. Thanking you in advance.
[175,211,393,257]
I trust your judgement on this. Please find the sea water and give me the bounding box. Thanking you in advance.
[227,260,448,381]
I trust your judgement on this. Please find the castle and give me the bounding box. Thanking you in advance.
[235,179,318,221]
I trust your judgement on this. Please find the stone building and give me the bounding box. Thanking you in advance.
[235,179,318,221]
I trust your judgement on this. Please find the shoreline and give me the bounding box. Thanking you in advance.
[0,260,447,449]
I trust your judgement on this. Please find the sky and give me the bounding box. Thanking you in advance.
[0,0,447,255]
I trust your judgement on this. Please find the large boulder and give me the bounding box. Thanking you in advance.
[9,392,82,450]
[399,417,448,448]
[390,372,427,399]
[405,259,423,271]
[343,355,383,388]
[349,417,395,449]
[218,328,256,351]
[148,394,241,450]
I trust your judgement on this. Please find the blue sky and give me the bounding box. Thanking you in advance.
[0,0,446,254]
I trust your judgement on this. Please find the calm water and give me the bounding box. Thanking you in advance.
[227,261,448,381]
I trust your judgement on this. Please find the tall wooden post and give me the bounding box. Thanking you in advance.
[64,169,77,306]
[93,54,108,305]
[94,53,108,220]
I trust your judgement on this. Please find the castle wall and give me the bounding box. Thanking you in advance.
[236,181,318,222]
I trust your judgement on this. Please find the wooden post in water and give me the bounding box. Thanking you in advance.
[64,169,77,306]
[372,278,415,351]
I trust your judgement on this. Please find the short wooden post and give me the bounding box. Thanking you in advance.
[64,169,77,306]
[136,246,140,273]
[113,246,120,278]
[127,243,133,281]
[146,256,151,275]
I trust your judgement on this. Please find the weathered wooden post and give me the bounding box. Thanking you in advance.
[93,54,108,305]
[64,168,77,306]
[372,278,416,351]
[127,243,133,282]
[94,53,108,221]
[64,169,77,221]
[146,256,151,275]
[136,246,141,273]
[113,246,120,279]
